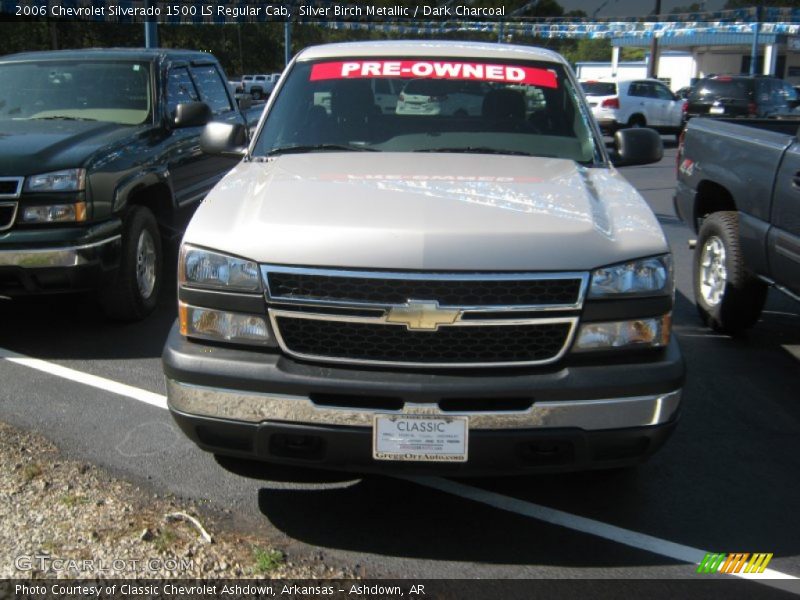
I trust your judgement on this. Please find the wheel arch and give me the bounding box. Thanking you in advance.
[694,180,736,231]
[113,169,176,236]
[628,113,647,126]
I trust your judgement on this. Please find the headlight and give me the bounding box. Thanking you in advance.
[25,169,86,192]
[573,314,671,352]
[22,202,87,223]
[589,255,673,298]
[179,245,260,292]
[179,302,272,346]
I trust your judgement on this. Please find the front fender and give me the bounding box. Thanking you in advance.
[112,167,173,213]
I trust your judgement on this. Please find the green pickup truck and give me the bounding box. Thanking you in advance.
[0,48,253,320]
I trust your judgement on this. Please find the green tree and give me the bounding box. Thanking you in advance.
[562,38,612,65]
[670,3,703,12]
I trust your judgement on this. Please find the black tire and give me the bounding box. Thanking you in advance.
[627,114,646,128]
[251,87,263,101]
[693,211,767,334]
[99,206,162,322]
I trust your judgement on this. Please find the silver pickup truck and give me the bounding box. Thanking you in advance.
[676,117,800,333]
[162,41,684,476]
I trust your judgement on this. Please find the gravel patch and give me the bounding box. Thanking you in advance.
[0,421,363,579]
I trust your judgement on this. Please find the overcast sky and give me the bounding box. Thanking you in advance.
[558,0,727,18]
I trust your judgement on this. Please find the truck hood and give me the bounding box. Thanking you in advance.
[0,119,138,175]
[184,153,668,272]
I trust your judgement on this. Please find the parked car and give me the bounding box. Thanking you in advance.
[241,74,273,100]
[0,48,254,320]
[675,86,693,100]
[686,75,799,119]
[581,78,686,139]
[164,41,682,477]
[396,78,488,116]
[267,71,283,89]
[675,116,800,332]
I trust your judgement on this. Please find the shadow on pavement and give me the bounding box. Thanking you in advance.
[0,240,179,360]
[255,471,674,569]
[252,287,800,570]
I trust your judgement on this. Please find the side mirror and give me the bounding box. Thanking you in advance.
[200,122,248,156]
[612,127,664,166]
[173,102,212,128]
[237,95,253,110]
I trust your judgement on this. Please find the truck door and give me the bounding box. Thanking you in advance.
[184,63,245,204]
[770,143,800,294]
[163,63,243,213]
[164,65,206,208]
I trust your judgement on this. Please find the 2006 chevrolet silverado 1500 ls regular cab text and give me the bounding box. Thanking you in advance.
[163,41,685,475]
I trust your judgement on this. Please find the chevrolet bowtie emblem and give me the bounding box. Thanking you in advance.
[385,300,461,331]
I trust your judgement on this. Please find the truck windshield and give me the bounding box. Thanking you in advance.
[0,61,152,125]
[253,58,600,164]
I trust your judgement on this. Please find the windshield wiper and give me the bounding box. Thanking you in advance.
[414,147,534,156]
[30,116,99,122]
[267,143,377,156]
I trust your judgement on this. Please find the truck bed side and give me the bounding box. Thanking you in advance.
[675,118,796,277]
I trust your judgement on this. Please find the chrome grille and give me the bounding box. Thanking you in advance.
[273,313,574,367]
[265,267,586,309]
[0,177,22,231]
[0,177,23,199]
[263,266,588,368]
[0,202,17,232]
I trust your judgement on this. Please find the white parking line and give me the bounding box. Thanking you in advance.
[784,345,800,362]
[0,346,167,410]
[2,345,798,589]
[406,476,799,592]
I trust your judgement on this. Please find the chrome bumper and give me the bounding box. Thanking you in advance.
[166,378,681,431]
[0,236,121,268]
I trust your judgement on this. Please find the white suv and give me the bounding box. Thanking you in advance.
[582,79,686,139]
[396,78,488,116]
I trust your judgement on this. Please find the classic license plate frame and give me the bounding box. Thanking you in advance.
[372,414,468,462]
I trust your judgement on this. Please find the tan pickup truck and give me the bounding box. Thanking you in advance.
[163,40,684,476]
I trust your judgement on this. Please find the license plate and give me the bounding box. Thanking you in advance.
[709,106,725,114]
[373,415,468,462]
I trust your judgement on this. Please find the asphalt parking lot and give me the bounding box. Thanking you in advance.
[1,140,799,586]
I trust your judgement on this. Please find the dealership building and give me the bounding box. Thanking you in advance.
[577,32,800,91]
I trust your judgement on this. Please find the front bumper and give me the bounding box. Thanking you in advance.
[164,324,684,475]
[0,223,121,295]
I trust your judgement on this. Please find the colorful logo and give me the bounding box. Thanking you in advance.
[697,553,773,574]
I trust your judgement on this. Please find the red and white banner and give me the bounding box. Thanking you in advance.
[309,60,558,88]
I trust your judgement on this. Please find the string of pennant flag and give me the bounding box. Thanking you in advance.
[2,1,800,36]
